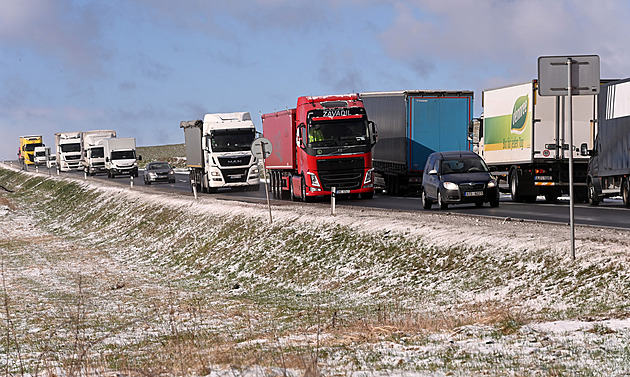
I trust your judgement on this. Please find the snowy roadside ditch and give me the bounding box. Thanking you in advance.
[1,165,630,376]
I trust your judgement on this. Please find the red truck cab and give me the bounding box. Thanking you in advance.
[262,94,377,201]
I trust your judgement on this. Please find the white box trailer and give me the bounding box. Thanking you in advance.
[478,80,597,202]
[102,137,140,178]
[82,130,117,175]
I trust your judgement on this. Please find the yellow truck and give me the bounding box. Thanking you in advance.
[18,135,44,166]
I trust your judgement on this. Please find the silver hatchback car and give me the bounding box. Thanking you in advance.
[143,161,176,185]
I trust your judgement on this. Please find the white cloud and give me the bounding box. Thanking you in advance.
[0,0,107,76]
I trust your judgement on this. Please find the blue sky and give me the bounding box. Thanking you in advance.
[2,0,630,159]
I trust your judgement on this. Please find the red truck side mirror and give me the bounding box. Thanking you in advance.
[297,123,306,148]
[369,121,378,146]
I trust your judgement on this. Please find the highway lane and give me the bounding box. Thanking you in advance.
[10,164,630,230]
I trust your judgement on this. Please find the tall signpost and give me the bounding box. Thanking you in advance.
[538,55,600,259]
[251,137,273,224]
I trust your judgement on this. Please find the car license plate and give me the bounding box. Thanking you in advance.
[336,189,350,194]
[229,174,242,179]
[535,175,553,181]
[465,191,484,197]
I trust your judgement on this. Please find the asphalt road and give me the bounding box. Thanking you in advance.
[29,165,628,230]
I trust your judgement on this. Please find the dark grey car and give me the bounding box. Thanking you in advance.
[143,162,176,185]
[421,151,499,209]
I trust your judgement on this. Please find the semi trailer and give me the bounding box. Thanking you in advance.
[360,90,474,195]
[477,80,598,202]
[262,94,378,201]
[180,112,260,193]
[584,77,630,206]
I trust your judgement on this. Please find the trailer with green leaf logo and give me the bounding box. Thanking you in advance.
[476,80,597,202]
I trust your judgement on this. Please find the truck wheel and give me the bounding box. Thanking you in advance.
[421,189,432,209]
[623,178,630,208]
[587,180,599,206]
[300,177,310,202]
[510,170,524,202]
[437,190,448,210]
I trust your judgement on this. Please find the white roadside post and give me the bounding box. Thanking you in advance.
[251,137,273,224]
[130,175,134,188]
[331,187,337,216]
[84,170,87,179]
[538,55,600,260]
[191,179,198,200]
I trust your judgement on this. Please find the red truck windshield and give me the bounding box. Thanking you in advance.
[307,119,369,147]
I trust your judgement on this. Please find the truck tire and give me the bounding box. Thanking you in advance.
[623,178,630,208]
[510,169,525,203]
[587,179,599,206]
[300,176,310,202]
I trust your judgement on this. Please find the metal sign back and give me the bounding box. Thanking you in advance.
[538,55,600,96]
[251,137,272,159]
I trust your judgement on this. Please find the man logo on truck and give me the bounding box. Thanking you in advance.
[511,95,529,134]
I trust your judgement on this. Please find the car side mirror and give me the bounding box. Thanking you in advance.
[138,155,143,161]
[428,169,438,175]
[105,157,110,162]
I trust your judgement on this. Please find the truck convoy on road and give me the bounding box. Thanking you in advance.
[82,130,117,175]
[102,137,140,178]
[360,90,474,196]
[262,94,377,201]
[18,135,44,167]
[476,80,597,203]
[584,77,630,207]
[180,112,260,193]
[55,132,83,172]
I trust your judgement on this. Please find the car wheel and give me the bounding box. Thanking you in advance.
[587,179,599,206]
[437,190,448,210]
[421,189,432,209]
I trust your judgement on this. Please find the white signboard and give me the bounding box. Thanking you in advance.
[251,137,272,159]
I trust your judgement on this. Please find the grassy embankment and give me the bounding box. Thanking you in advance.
[1,166,630,376]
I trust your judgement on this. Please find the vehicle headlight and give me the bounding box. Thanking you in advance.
[443,182,458,190]
[169,170,174,175]
[149,173,157,178]
[487,180,497,188]
[363,168,374,185]
[307,172,320,187]
[251,166,259,174]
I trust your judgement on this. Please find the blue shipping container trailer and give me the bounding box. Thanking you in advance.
[360,90,474,195]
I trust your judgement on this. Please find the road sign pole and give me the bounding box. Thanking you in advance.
[261,142,273,224]
[567,58,576,260]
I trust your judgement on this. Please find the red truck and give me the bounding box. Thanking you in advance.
[262,94,378,201]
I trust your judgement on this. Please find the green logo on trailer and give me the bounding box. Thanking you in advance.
[511,95,528,134]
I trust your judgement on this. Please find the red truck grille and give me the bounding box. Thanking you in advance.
[316,157,364,191]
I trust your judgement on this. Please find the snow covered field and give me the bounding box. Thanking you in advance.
[1,166,630,376]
